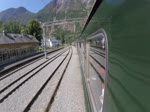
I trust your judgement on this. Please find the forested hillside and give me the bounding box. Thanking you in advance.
[0,0,94,23]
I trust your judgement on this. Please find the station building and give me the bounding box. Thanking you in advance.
[0,31,39,65]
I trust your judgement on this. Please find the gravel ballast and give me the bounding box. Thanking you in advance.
[50,46,85,112]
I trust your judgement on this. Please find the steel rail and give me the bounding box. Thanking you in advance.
[0,48,69,103]
[23,47,72,112]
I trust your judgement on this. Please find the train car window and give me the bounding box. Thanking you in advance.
[86,30,107,112]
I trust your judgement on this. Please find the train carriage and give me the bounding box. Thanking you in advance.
[78,0,150,112]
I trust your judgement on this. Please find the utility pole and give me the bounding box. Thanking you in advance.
[42,23,47,59]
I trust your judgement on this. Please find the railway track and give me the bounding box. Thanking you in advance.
[0,48,68,97]
[88,48,106,112]
[90,54,105,69]
[0,48,68,89]
[90,48,105,58]
[0,47,73,112]
[0,48,65,82]
[90,48,106,69]
[90,46,105,54]
[89,48,106,83]
[0,48,63,75]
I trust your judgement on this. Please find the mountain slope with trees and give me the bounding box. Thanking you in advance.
[0,0,95,43]
[0,0,94,23]
[0,7,35,24]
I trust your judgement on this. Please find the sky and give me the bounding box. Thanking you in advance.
[0,0,52,13]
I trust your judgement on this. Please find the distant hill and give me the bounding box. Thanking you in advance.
[35,1,54,22]
[0,0,94,23]
[36,0,94,22]
[0,7,35,23]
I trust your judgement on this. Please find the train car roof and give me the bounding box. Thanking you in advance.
[0,33,39,45]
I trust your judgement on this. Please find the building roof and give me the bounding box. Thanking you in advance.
[0,33,39,45]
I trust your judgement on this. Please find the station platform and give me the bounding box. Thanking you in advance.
[49,46,85,112]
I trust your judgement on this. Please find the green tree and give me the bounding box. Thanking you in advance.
[0,21,3,32]
[1,21,20,33]
[20,24,26,31]
[0,21,3,27]
[26,19,42,42]
[54,28,65,44]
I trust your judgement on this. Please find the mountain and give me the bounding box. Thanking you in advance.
[36,0,87,22]
[36,2,54,22]
[54,0,94,11]
[0,7,35,23]
[36,0,95,22]
[0,0,94,23]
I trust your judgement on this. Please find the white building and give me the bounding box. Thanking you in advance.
[41,36,61,48]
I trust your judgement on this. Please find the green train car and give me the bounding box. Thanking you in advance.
[78,0,150,112]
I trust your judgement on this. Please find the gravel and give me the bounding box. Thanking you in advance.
[50,46,85,112]
[0,49,63,90]
[0,47,85,112]
[29,50,71,112]
[0,51,68,112]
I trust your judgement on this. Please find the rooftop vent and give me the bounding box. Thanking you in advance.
[28,35,33,39]
[3,30,7,36]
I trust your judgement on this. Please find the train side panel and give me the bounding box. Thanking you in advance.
[80,0,150,112]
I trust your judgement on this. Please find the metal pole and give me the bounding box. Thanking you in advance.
[42,23,47,59]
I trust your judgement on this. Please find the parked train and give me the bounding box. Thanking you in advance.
[77,0,150,112]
